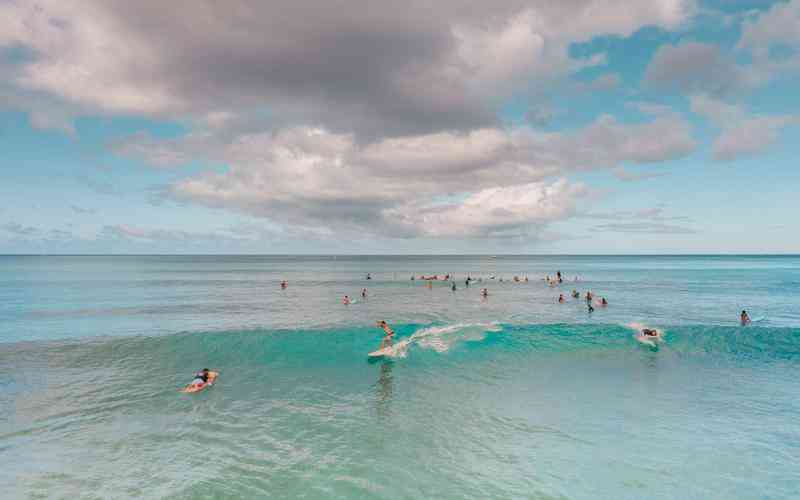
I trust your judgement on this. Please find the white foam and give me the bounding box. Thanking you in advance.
[380,323,500,358]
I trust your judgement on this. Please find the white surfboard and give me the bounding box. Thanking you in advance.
[368,346,393,358]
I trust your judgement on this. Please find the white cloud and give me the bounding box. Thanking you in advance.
[384,180,586,238]
[644,42,757,95]
[158,112,694,238]
[690,94,798,160]
[738,0,800,58]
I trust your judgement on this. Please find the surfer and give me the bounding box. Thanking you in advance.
[343,295,351,305]
[558,294,565,303]
[181,368,218,392]
[377,320,394,349]
[741,310,751,325]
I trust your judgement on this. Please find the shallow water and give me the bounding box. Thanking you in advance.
[2,255,799,499]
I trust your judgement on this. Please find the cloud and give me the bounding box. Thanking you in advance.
[574,73,622,93]
[591,222,696,234]
[383,180,587,238]
[526,106,557,127]
[644,42,756,96]
[611,167,668,182]
[1,221,38,237]
[738,0,800,58]
[102,224,249,243]
[690,94,798,160]
[152,112,695,238]
[71,205,96,214]
[587,206,695,233]
[1,0,695,139]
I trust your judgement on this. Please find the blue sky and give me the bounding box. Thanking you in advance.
[1,0,798,254]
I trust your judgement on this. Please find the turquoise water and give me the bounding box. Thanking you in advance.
[1,255,799,499]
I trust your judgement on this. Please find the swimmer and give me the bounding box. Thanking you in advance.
[741,310,751,325]
[465,278,470,288]
[600,297,608,306]
[556,271,562,283]
[558,294,565,303]
[366,273,371,280]
[182,368,218,392]
[588,304,594,313]
[376,320,395,349]
[642,328,659,337]
[481,288,489,298]
[361,288,367,299]
[451,282,457,291]
[280,280,287,289]
[343,295,351,305]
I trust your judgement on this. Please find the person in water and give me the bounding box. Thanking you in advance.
[588,303,594,313]
[572,290,579,298]
[741,310,751,325]
[366,273,371,280]
[451,282,457,291]
[600,297,608,306]
[481,288,489,297]
[361,288,367,299]
[556,271,562,283]
[586,291,593,302]
[558,294,565,303]
[343,295,351,305]
[465,278,470,288]
[280,280,287,289]
[377,320,394,349]
[184,368,218,391]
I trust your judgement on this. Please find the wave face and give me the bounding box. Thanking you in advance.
[3,323,800,499]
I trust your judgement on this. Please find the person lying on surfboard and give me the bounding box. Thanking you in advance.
[377,320,394,349]
[181,368,219,392]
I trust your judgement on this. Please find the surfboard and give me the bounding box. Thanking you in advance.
[635,331,662,348]
[368,346,393,358]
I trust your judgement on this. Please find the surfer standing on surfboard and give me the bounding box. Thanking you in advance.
[377,320,394,349]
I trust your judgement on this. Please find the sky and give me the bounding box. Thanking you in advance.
[0,0,798,254]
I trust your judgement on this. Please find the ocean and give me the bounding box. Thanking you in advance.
[1,255,799,499]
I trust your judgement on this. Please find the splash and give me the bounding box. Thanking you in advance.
[382,323,500,358]
[627,322,663,347]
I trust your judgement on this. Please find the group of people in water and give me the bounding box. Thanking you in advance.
[185,270,757,390]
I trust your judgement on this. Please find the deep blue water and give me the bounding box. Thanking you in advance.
[1,255,799,498]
